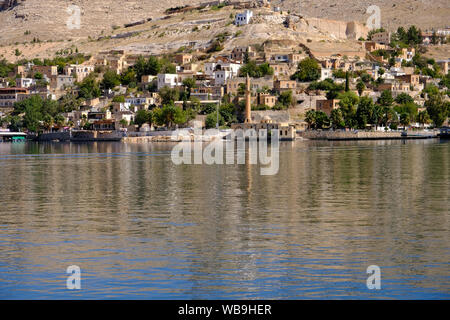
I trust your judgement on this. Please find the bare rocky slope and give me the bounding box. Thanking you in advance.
[0,0,448,62]
[0,0,448,46]
[274,0,450,31]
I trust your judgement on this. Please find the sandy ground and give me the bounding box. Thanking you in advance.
[0,6,370,62]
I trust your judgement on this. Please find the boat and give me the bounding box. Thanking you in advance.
[439,127,450,139]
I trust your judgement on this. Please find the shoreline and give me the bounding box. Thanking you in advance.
[20,129,444,143]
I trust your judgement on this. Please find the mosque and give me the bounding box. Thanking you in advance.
[231,75,297,140]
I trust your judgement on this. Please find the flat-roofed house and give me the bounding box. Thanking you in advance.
[0,87,28,108]
[316,99,340,116]
[371,31,391,45]
[64,64,95,82]
[274,79,296,93]
[31,65,58,79]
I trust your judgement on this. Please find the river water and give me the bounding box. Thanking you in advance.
[0,139,448,299]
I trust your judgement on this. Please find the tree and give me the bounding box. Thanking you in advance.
[378,90,394,107]
[278,90,293,108]
[55,114,65,127]
[159,86,180,105]
[119,119,129,128]
[6,115,23,132]
[439,73,450,89]
[239,61,274,78]
[112,95,125,103]
[133,56,174,80]
[291,58,321,82]
[134,110,151,127]
[78,75,101,99]
[356,96,375,129]
[120,68,137,87]
[22,104,42,132]
[243,49,250,64]
[431,31,438,45]
[345,72,350,92]
[417,110,430,128]
[154,104,186,128]
[338,91,359,128]
[134,56,150,80]
[400,112,410,130]
[315,111,330,129]
[216,103,236,126]
[396,27,408,43]
[205,112,224,129]
[425,92,449,127]
[394,102,418,120]
[330,109,345,129]
[382,107,399,128]
[305,110,316,129]
[34,72,43,80]
[42,114,54,131]
[147,56,161,75]
[0,59,14,78]
[12,95,60,132]
[407,25,422,45]
[372,105,385,130]
[395,93,414,105]
[101,70,121,91]
[182,78,196,98]
[159,57,176,74]
[58,92,81,112]
[200,103,216,115]
[332,69,347,79]
[356,80,365,96]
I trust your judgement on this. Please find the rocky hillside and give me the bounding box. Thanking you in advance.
[0,0,448,62]
[0,0,448,46]
[273,0,450,31]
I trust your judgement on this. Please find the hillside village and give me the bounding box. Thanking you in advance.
[0,1,449,139]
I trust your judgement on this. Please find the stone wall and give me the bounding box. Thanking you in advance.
[37,132,70,141]
[300,131,403,140]
[303,18,368,40]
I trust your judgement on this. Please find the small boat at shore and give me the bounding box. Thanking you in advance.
[439,127,450,139]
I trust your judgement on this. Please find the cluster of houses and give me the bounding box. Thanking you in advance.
[0,15,449,131]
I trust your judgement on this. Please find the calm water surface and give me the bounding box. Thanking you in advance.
[0,139,448,299]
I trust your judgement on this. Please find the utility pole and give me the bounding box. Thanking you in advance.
[216,100,220,129]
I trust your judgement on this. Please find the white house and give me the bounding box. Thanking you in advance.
[204,59,241,77]
[320,68,332,81]
[16,78,36,88]
[125,96,155,111]
[214,70,234,86]
[235,10,253,26]
[157,74,181,90]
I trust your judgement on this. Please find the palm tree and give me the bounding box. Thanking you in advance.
[417,110,430,128]
[305,110,317,129]
[356,81,365,96]
[400,112,410,130]
[42,115,54,132]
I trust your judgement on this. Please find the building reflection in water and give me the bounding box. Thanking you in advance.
[0,139,448,298]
